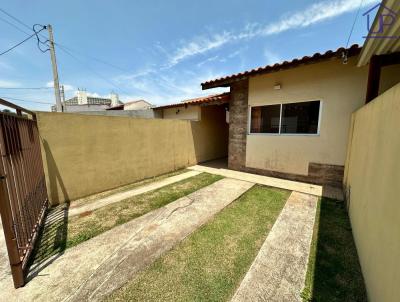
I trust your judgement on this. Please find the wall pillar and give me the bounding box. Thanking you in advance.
[228,79,249,170]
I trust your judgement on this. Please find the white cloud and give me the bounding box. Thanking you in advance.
[166,0,377,65]
[253,0,377,37]
[117,69,229,106]
[45,81,75,92]
[263,49,282,65]
[168,31,232,67]
[196,55,220,67]
[0,80,21,87]
[0,61,14,72]
[62,84,75,92]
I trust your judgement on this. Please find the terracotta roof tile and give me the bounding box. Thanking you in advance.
[154,92,230,109]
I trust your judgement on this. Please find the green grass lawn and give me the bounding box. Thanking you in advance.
[30,172,222,266]
[107,185,290,302]
[302,197,367,302]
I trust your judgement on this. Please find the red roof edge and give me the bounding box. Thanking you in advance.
[201,44,361,89]
[154,92,230,110]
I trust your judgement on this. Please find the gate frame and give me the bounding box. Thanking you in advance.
[0,98,48,288]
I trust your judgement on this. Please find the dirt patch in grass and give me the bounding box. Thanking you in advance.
[30,172,222,267]
[107,185,290,302]
[301,197,367,302]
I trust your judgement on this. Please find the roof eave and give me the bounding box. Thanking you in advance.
[202,45,361,90]
[202,76,247,90]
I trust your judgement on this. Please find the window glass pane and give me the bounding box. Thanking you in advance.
[250,104,280,133]
[281,101,320,134]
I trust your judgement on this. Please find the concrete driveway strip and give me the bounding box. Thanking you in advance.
[68,170,201,217]
[0,178,253,302]
[231,191,318,302]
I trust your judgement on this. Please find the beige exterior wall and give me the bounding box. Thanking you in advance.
[162,105,201,121]
[37,106,227,205]
[246,57,368,176]
[124,100,151,110]
[344,83,400,302]
[191,106,228,163]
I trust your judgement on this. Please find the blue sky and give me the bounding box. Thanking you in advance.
[0,0,379,110]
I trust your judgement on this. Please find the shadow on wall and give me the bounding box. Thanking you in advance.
[42,139,69,205]
[190,105,229,163]
[302,197,367,302]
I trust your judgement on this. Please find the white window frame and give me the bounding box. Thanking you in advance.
[247,99,323,136]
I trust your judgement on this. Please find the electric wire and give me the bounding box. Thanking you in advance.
[0,8,129,95]
[345,0,365,49]
[54,43,129,72]
[0,87,52,90]
[0,24,46,56]
[0,32,36,56]
[0,14,31,35]
[0,96,53,105]
[56,44,130,94]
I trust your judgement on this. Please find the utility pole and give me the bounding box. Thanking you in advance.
[47,25,62,112]
[60,85,65,112]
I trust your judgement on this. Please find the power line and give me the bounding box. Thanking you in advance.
[0,15,31,35]
[0,32,36,56]
[345,0,365,49]
[57,44,130,94]
[0,8,130,95]
[0,8,130,73]
[0,25,46,56]
[0,96,53,105]
[0,8,49,46]
[54,43,129,72]
[0,87,52,90]
[0,8,33,31]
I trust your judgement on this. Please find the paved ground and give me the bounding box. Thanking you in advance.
[189,163,343,200]
[0,178,253,302]
[69,170,201,217]
[0,220,10,284]
[231,191,318,302]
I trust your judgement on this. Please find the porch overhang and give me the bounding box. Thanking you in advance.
[358,0,400,66]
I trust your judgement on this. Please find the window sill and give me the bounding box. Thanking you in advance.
[247,133,320,137]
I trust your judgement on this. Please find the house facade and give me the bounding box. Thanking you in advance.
[153,93,230,121]
[202,44,400,187]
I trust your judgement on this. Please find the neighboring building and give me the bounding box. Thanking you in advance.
[107,99,152,111]
[51,90,123,112]
[153,93,230,121]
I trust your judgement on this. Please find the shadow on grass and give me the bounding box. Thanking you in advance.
[302,197,367,302]
[26,203,69,282]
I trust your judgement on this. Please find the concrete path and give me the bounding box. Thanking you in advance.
[68,170,201,217]
[1,178,253,302]
[189,164,343,200]
[231,191,318,302]
[0,220,10,284]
